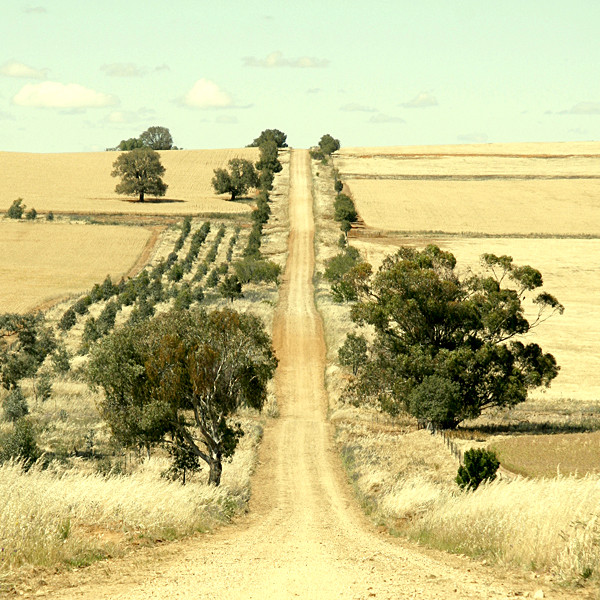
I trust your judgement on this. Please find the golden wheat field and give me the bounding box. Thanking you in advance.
[0,221,152,313]
[337,142,600,235]
[0,148,258,216]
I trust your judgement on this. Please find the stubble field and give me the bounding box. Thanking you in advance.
[0,148,258,216]
[0,221,153,313]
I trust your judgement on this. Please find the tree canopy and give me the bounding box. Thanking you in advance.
[318,134,341,156]
[87,308,277,485]
[111,147,168,202]
[108,126,175,151]
[341,245,563,429]
[247,129,288,148]
[212,158,259,201]
[139,126,174,150]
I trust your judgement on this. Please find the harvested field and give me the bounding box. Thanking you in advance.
[344,179,600,235]
[0,148,258,216]
[0,221,152,313]
[337,141,600,235]
[491,431,600,478]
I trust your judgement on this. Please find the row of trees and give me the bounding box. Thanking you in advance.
[212,128,286,201]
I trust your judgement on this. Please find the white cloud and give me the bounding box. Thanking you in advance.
[181,78,233,108]
[106,107,155,124]
[340,102,377,112]
[101,63,146,77]
[13,81,117,108]
[1,60,47,79]
[216,115,238,124]
[457,133,489,143]
[369,113,405,124]
[24,5,46,13]
[401,91,438,108]
[243,51,329,68]
[562,102,600,115]
[154,64,170,73]
[307,88,321,94]
[0,110,15,121]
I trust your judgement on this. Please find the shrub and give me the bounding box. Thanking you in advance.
[192,285,204,303]
[7,198,25,219]
[0,418,41,469]
[58,308,77,331]
[174,284,192,311]
[80,317,100,353]
[33,371,52,403]
[72,295,92,315]
[233,258,281,284]
[338,333,368,375]
[219,275,243,303]
[334,179,343,193]
[97,301,119,335]
[456,448,500,491]
[205,268,219,288]
[168,262,184,282]
[334,193,357,223]
[47,211,54,221]
[51,345,71,375]
[324,247,361,284]
[25,208,37,220]
[3,387,28,422]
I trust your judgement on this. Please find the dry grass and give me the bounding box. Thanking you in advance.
[0,416,262,574]
[0,149,258,216]
[0,221,152,313]
[490,432,600,478]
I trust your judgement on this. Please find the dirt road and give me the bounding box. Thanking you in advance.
[38,150,561,599]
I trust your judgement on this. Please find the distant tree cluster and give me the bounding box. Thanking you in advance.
[107,126,176,151]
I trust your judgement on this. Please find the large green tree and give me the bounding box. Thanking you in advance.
[87,308,277,485]
[111,147,168,202]
[343,245,563,429]
[212,158,259,201]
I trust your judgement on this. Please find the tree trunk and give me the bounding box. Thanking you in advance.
[139,190,145,202]
[207,452,222,486]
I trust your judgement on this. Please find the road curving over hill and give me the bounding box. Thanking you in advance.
[39,149,570,599]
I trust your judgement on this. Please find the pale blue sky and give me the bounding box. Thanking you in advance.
[1,0,599,152]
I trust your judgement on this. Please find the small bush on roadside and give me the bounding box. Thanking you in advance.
[456,448,500,491]
[25,207,37,220]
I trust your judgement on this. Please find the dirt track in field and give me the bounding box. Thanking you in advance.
[32,150,575,599]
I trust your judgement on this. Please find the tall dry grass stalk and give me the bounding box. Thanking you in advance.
[0,418,261,573]
[407,476,600,584]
